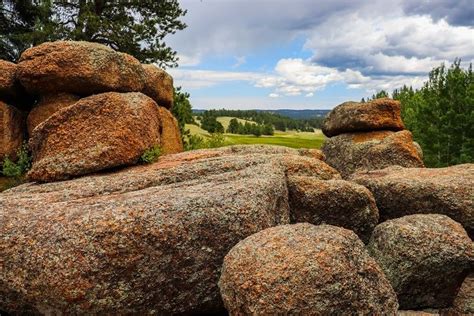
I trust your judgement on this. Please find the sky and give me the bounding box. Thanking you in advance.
[166,0,474,110]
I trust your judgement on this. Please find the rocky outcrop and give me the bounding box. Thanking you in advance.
[142,64,174,109]
[0,101,26,161]
[368,214,473,310]
[157,106,183,154]
[17,41,146,95]
[288,177,378,242]
[27,92,162,182]
[352,164,474,237]
[322,130,424,178]
[219,223,398,315]
[26,93,80,134]
[0,150,328,314]
[322,98,405,137]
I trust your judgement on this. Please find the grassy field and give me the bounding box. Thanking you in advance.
[186,117,325,149]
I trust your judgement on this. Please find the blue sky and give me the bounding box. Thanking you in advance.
[167,0,474,110]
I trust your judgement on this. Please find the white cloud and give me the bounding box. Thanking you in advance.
[306,92,314,97]
[269,93,280,98]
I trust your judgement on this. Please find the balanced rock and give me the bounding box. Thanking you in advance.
[17,41,146,95]
[142,64,174,109]
[322,130,424,178]
[27,93,80,134]
[157,106,183,154]
[352,164,474,237]
[0,101,26,161]
[27,92,162,182]
[219,223,398,315]
[368,214,473,309]
[322,98,404,137]
[288,177,378,242]
[0,150,294,314]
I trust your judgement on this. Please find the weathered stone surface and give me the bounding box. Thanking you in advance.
[157,106,183,155]
[0,151,296,314]
[368,214,473,310]
[297,148,325,160]
[219,223,398,315]
[352,164,474,238]
[0,60,31,107]
[0,101,26,161]
[27,93,80,134]
[322,130,424,178]
[452,273,474,314]
[288,177,378,242]
[17,41,146,95]
[142,64,174,109]
[322,98,405,137]
[27,92,161,182]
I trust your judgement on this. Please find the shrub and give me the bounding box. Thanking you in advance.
[207,133,225,148]
[139,145,162,164]
[1,142,31,178]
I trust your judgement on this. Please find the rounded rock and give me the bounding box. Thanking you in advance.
[142,64,174,109]
[219,223,398,315]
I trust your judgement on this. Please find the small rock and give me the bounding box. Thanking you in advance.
[288,177,379,242]
[322,130,424,178]
[219,223,398,315]
[352,164,474,237]
[142,64,174,109]
[17,41,146,95]
[0,101,26,161]
[27,93,80,134]
[368,214,473,310]
[322,98,405,137]
[27,92,162,182]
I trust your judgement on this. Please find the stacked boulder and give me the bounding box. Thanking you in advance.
[0,40,182,182]
[321,98,424,178]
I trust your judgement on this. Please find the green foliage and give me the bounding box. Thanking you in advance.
[139,145,162,164]
[200,111,225,133]
[206,133,225,148]
[1,142,32,178]
[183,133,225,151]
[1,0,187,66]
[226,118,274,136]
[393,59,473,167]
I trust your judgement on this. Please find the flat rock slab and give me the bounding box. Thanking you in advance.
[27,92,162,182]
[322,98,404,137]
[0,150,301,314]
[17,41,146,95]
[352,164,474,237]
[322,130,424,178]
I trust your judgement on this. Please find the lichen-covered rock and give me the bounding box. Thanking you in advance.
[297,148,325,160]
[351,164,474,238]
[27,93,80,134]
[0,152,292,314]
[219,223,398,315]
[368,214,473,310]
[0,101,26,161]
[322,130,424,178]
[17,41,146,95]
[452,273,474,314]
[142,64,174,109]
[27,92,161,182]
[288,177,378,242]
[322,98,404,137]
[157,106,183,154]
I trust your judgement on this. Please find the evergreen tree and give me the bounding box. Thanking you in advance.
[227,118,240,134]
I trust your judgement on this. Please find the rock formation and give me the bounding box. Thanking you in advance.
[219,223,398,315]
[321,99,424,178]
[0,101,26,161]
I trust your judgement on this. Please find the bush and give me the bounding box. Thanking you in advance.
[1,142,31,178]
[207,133,225,148]
[139,145,162,164]
[184,133,225,151]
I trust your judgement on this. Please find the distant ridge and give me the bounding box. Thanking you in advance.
[192,109,330,120]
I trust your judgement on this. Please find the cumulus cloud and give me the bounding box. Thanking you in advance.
[402,0,474,26]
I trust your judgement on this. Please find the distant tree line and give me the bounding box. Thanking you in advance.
[365,59,473,167]
[226,118,274,136]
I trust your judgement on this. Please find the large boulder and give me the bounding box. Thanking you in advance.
[0,101,26,161]
[27,92,161,182]
[452,273,474,314]
[219,223,398,315]
[142,64,174,109]
[0,150,299,314]
[17,41,146,95]
[322,130,424,178]
[288,177,379,242]
[0,60,31,107]
[322,98,405,137]
[157,106,183,154]
[368,214,473,310]
[27,93,80,134]
[351,164,474,238]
